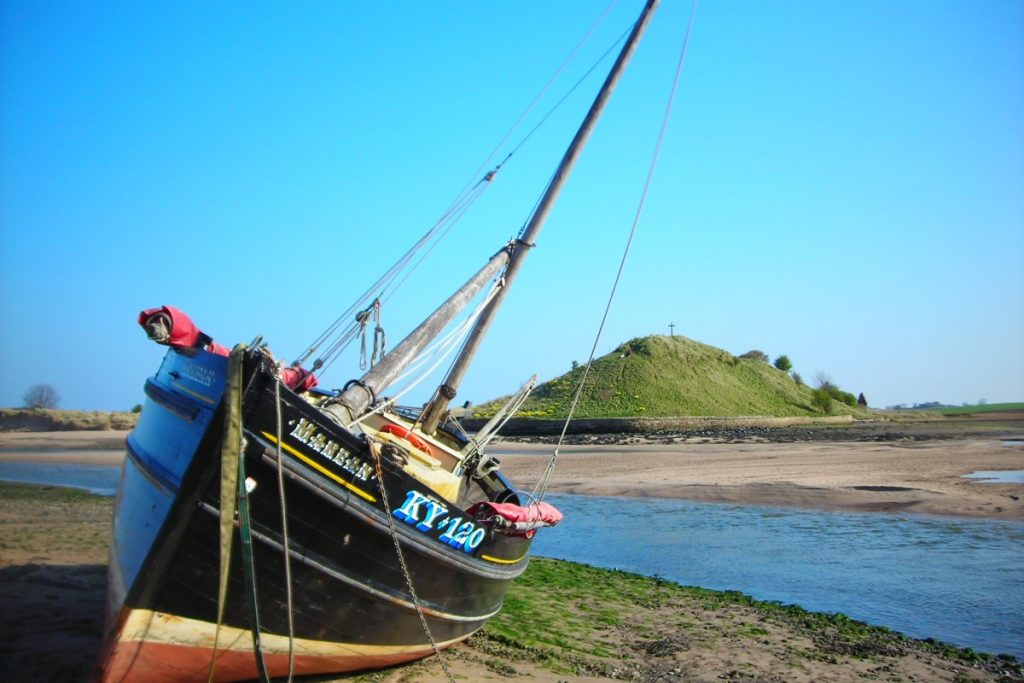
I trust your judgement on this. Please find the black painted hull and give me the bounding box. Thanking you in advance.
[96,348,532,682]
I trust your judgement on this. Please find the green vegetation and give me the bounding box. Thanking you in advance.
[475,558,1019,678]
[475,335,867,419]
[0,407,138,431]
[811,381,859,414]
[0,480,109,504]
[940,402,1024,416]
[0,481,113,564]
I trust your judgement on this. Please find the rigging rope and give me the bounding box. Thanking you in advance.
[507,23,633,180]
[272,375,297,683]
[445,0,621,213]
[347,281,503,428]
[295,0,629,377]
[532,0,701,501]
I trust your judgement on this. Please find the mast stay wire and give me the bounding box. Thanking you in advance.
[412,21,638,392]
[311,178,491,374]
[445,0,622,209]
[342,21,635,385]
[531,0,702,501]
[293,179,483,370]
[294,1,628,374]
[507,24,633,193]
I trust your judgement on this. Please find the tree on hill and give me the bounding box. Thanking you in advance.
[814,373,858,408]
[23,384,60,409]
[811,388,832,414]
[857,393,867,408]
[773,355,792,372]
[739,350,769,363]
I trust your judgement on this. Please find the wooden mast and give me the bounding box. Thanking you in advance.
[419,0,661,433]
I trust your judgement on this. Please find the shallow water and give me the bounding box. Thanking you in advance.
[963,469,1024,484]
[2,463,1022,657]
[534,493,1024,658]
[0,461,120,496]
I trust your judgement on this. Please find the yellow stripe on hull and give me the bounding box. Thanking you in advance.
[261,431,377,503]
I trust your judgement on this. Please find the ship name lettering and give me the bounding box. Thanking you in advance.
[182,362,214,387]
[290,417,374,482]
[393,490,484,553]
[290,418,317,444]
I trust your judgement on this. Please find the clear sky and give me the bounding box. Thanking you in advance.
[2,1,1022,412]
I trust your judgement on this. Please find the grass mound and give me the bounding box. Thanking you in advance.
[478,335,864,419]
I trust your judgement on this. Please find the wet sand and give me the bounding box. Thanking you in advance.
[494,437,1024,520]
[6,427,1021,520]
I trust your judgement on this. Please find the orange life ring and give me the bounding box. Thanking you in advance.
[380,424,433,456]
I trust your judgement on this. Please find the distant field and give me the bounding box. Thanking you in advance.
[939,403,1024,416]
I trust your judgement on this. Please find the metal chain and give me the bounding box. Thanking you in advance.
[367,439,456,683]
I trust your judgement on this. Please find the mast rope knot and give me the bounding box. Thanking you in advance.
[341,379,376,406]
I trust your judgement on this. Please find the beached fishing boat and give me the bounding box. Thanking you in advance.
[93,2,660,681]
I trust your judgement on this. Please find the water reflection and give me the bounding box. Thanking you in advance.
[534,494,1024,658]
[963,470,1024,484]
[0,461,119,496]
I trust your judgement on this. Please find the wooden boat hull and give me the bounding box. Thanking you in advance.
[95,348,533,682]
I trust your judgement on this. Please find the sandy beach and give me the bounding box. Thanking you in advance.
[495,436,1024,520]
[5,425,1021,520]
[2,423,1022,682]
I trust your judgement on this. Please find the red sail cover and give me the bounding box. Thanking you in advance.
[280,366,318,393]
[137,305,319,392]
[467,501,563,538]
[138,305,230,356]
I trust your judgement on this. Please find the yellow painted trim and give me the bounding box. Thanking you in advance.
[171,382,217,405]
[261,432,377,503]
[480,553,527,565]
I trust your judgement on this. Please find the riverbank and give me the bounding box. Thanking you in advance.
[0,481,1019,683]
[495,436,1024,520]
[8,422,1020,520]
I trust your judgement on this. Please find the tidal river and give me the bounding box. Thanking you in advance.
[3,463,1022,657]
[533,493,1024,658]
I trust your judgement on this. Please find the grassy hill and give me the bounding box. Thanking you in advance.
[478,335,865,420]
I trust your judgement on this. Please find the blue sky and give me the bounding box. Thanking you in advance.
[2,0,1022,411]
